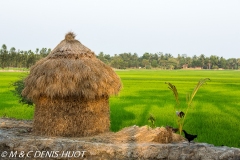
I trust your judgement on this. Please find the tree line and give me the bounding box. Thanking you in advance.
[1,44,240,69]
[97,52,240,70]
[0,44,51,69]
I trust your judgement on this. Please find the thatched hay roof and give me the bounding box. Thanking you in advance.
[22,32,122,102]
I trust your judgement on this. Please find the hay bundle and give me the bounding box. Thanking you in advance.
[107,126,184,143]
[22,32,122,137]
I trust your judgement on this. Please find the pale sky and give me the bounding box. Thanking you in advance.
[0,0,239,58]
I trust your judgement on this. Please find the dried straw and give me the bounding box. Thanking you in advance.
[34,96,110,136]
[22,32,122,137]
[22,32,121,102]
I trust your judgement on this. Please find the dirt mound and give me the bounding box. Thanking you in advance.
[93,125,184,144]
[0,118,184,144]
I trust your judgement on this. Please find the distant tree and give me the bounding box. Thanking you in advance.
[110,55,125,69]
[17,51,25,68]
[104,54,111,63]
[205,57,211,69]
[9,47,17,67]
[131,53,139,68]
[142,52,151,60]
[233,58,237,69]
[142,59,149,68]
[39,48,49,58]
[26,50,36,68]
[199,54,205,69]
[151,60,158,68]
[177,55,187,69]
[176,54,182,69]
[191,55,201,68]
[164,53,173,60]
[237,58,240,69]
[0,44,8,68]
[186,57,192,67]
[97,52,108,64]
[227,58,237,69]
[219,57,227,69]
[35,48,39,54]
[210,55,219,69]
[168,58,178,69]
[119,53,132,68]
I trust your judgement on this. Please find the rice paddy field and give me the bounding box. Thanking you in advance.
[0,70,240,148]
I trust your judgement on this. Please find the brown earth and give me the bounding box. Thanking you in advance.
[1,118,240,159]
[0,118,184,144]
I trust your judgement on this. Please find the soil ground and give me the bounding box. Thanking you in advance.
[0,118,184,144]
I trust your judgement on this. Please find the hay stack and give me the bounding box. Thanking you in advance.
[93,126,185,144]
[22,32,122,137]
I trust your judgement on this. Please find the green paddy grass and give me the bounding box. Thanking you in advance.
[110,70,240,147]
[0,72,33,119]
[0,70,240,147]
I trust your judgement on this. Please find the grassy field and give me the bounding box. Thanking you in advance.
[0,70,240,148]
[0,72,33,119]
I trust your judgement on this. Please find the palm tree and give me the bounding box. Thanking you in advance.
[199,54,205,69]
[237,58,240,69]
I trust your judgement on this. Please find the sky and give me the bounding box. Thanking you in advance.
[0,0,239,58]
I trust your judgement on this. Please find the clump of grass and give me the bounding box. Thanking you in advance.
[166,78,210,134]
[11,75,33,106]
[147,114,156,129]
